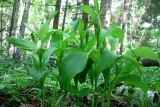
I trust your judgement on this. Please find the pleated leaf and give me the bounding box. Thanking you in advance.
[7,37,36,51]
[59,50,88,89]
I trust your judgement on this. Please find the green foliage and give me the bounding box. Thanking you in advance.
[5,0,160,106]
[126,47,160,63]
[80,5,96,20]
[59,49,88,90]
[37,12,57,41]
[7,37,36,51]
[108,23,124,43]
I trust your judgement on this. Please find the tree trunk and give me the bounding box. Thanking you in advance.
[20,0,31,38]
[14,0,31,62]
[100,0,107,27]
[8,0,20,55]
[107,0,112,28]
[41,0,45,20]
[0,4,3,47]
[74,0,79,21]
[119,0,127,55]
[62,0,68,31]
[53,0,61,29]
[100,0,112,28]
[9,0,20,37]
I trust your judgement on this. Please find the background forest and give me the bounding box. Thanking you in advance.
[0,0,160,107]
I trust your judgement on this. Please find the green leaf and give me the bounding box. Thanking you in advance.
[74,62,92,86]
[114,74,148,93]
[118,55,141,73]
[94,0,99,13]
[78,19,85,48]
[23,23,37,35]
[78,19,84,31]
[88,49,100,63]
[50,30,63,48]
[125,47,159,61]
[37,48,45,65]
[97,48,117,71]
[41,29,55,43]
[88,67,94,87]
[70,19,79,32]
[102,68,110,86]
[107,35,118,50]
[78,88,92,97]
[54,48,63,58]
[32,54,41,70]
[37,11,57,40]
[42,47,56,65]
[81,5,96,20]
[108,24,124,43]
[7,37,36,51]
[155,80,160,91]
[85,37,96,51]
[100,29,107,48]
[59,50,88,90]
[31,33,36,43]
[39,71,49,88]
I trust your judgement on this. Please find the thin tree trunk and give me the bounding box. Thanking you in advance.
[62,0,68,31]
[14,0,31,61]
[0,4,3,47]
[20,0,30,38]
[107,0,112,28]
[100,0,107,27]
[120,0,127,55]
[41,0,45,20]
[9,0,20,37]
[8,0,20,55]
[53,0,61,29]
[74,0,79,20]
[100,0,112,28]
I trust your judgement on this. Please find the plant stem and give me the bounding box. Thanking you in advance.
[94,73,98,107]
[106,89,111,107]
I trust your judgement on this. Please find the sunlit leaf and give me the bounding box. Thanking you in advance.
[81,5,96,20]
[42,47,56,65]
[37,11,57,40]
[50,30,63,48]
[125,47,159,61]
[85,37,96,51]
[108,24,124,43]
[7,37,36,51]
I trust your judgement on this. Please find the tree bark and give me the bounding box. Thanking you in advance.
[62,0,69,31]
[14,0,31,62]
[9,0,20,37]
[100,0,107,27]
[100,0,112,28]
[8,0,20,55]
[41,0,45,20]
[0,4,3,47]
[119,0,127,55]
[53,0,61,29]
[20,0,31,38]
